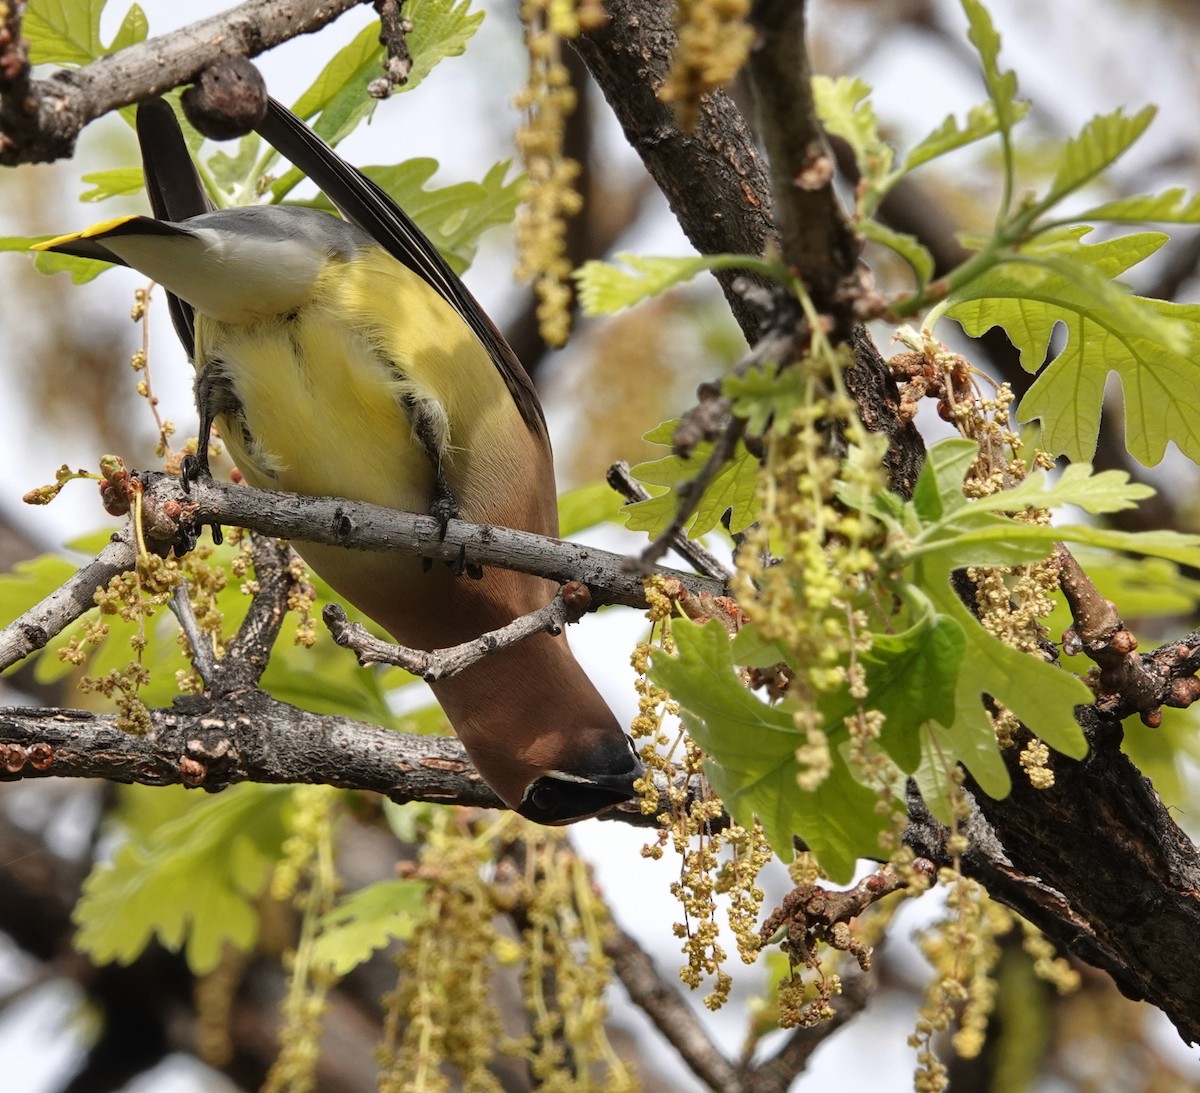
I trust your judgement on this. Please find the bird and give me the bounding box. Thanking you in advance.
[34,96,642,824]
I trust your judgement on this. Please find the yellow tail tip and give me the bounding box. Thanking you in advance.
[30,216,142,252]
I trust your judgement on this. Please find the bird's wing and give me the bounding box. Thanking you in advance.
[136,99,216,358]
[254,98,549,444]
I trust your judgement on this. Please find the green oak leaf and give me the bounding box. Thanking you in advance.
[574,253,769,317]
[650,618,889,882]
[863,613,965,773]
[74,785,294,975]
[947,231,1200,465]
[311,879,429,974]
[623,425,758,539]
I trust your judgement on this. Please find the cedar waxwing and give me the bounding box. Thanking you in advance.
[35,97,642,824]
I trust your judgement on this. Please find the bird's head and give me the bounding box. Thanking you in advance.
[466,728,643,826]
[514,732,644,825]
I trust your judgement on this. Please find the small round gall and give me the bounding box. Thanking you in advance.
[182,58,268,140]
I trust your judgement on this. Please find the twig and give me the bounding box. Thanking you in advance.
[168,578,218,686]
[606,464,735,585]
[605,901,875,1093]
[632,416,745,575]
[0,0,367,165]
[1055,545,1194,723]
[323,581,594,682]
[222,534,308,689]
[0,528,136,671]
[369,0,413,99]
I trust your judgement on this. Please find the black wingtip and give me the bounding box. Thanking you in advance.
[136,99,214,223]
[135,98,212,357]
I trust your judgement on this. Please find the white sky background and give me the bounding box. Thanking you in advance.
[2,0,1200,1089]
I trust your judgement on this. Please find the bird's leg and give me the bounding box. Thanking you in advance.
[180,363,241,547]
[408,397,458,534]
[182,364,239,486]
[408,396,483,580]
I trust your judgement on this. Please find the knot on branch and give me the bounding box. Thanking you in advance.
[1058,547,1200,724]
[181,732,239,789]
[759,863,928,975]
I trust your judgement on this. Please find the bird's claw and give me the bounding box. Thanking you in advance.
[450,543,483,581]
[179,451,210,493]
[177,454,223,546]
[429,493,459,541]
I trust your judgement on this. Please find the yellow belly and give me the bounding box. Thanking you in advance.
[188,247,560,646]
[191,247,548,529]
[197,310,432,512]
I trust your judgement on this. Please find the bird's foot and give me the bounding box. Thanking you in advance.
[428,485,482,579]
[178,453,223,546]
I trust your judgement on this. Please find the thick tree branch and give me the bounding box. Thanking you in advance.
[0,699,687,830]
[572,0,777,341]
[0,0,367,165]
[572,0,924,501]
[904,709,1200,1047]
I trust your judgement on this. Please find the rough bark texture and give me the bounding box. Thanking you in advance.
[0,0,366,165]
[573,0,777,339]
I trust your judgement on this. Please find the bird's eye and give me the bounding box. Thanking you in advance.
[529,781,561,814]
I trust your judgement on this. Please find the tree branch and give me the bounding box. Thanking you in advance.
[746,0,864,319]
[604,919,743,1093]
[905,714,1200,1048]
[606,461,733,582]
[571,0,925,500]
[0,0,367,165]
[0,525,136,669]
[323,581,595,681]
[0,472,728,677]
[572,0,777,342]
[148,473,726,610]
[0,699,690,830]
